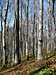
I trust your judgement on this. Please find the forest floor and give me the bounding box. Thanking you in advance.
[0,53,56,75]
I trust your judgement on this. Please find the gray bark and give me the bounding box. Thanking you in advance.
[37,0,43,60]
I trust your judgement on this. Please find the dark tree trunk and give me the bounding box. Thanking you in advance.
[26,0,29,60]
[16,0,21,64]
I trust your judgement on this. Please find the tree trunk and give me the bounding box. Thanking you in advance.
[47,0,51,53]
[16,0,21,64]
[52,0,55,49]
[2,0,9,64]
[37,0,43,60]
[0,7,3,66]
[21,0,23,57]
[26,0,29,59]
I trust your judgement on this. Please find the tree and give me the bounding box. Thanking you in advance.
[33,0,37,59]
[32,0,35,58]
[2,0,9,65]
[15,0,21,64]
[47,0,51,53]
[0,6,3,66]
[47,0,55,52]
[21,0,23,57]
[26,0,29,59]
[37,0,43,60]
[52,0,55,49]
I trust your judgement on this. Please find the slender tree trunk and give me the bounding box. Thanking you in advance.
[16,0,21,64]
[52,0,55,49]
[37,0,43,60]
[12,36,15,65]
[32,0,36,58]
[14,11,17,64]
[34,0,37,59]
[2,22,5,66]
[33,13,35,58]
[8,26,11,64]
[0,7,3,66]
[3,0,9,65]
[26,0,29,59]
[47,0,51,53]
[21,0,23,57]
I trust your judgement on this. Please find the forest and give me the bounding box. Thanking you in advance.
[0,0,56,75]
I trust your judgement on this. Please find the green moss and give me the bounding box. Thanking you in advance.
[29,67,54,75]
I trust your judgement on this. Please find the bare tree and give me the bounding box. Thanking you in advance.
[26,0,29,59]
[15,0,21,64]
[21,0,23,57]
[52,0,55,49]
[2,0,9,65]
[0,6,3,66]
[47,0,55,52]
[33,0,37,58]
[37,0,43,60]
[47,0,51,53]
[32,0,36,58]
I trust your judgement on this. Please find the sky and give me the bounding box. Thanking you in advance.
[0,0,15,31]
[0,0,48,31]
